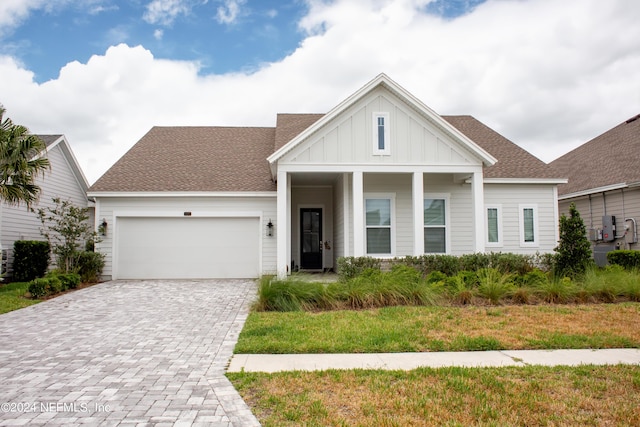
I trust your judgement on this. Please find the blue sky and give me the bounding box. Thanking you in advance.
[5,0,485,83]
[0,0,638,183]
[4,1,305,83]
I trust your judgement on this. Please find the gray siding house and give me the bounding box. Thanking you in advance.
[551,113,640,265]
[1,135,90,277]
[88,74,566,280]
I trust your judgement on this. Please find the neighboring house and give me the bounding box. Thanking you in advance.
[87,74,566,280]
[1,135,91,277]
[551,113,640,266]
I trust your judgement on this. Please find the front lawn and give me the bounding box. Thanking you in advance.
[235,303,640,353]
[228,364,640,426]
[0,282,40,314]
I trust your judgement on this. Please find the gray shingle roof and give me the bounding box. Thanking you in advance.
[88,115,561,193]
[274,114,323,151]
[35,135,63,147]
[442,116,562,180]
[550,114,640,196]
[89,127,276,192]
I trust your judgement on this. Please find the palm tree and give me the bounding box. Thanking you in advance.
[0,105,50,207]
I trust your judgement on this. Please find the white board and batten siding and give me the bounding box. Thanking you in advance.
[279,86,480,168]
[1,143,89,273]
[96,196,277,280]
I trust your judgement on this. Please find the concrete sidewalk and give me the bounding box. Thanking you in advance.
[228,349,640,373]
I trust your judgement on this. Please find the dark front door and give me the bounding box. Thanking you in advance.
[300,208,322,270]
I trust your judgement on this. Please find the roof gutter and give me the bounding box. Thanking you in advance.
[558,182,629,200]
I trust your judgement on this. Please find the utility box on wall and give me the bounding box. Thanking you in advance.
[602,215,616,242]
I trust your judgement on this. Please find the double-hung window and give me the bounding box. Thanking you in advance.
[519,204,538,246]
[486,205,502,247]
[424,195,448,253]
[372,112,390,155]
[365,194,394,255]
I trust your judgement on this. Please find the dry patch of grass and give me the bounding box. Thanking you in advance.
[229,365,640,426]
[235,303,640,353]
[428,304,640,349]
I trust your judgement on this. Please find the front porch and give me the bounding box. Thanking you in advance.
[277,170,485,278]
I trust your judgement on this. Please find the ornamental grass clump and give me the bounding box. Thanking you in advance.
[620,269,640,302]
[476,268,515,305]
[254,276,332,312]
[444,274,476,305]
[535,276,577,304]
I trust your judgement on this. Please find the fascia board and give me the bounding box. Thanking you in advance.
[558,182,629,200]
[87,191,277,198]
[481,178,568,185]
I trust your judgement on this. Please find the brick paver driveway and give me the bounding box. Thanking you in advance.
[0,280,261,426]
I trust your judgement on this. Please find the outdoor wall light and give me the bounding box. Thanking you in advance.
[100,218,108,236]
[266,219,274,237]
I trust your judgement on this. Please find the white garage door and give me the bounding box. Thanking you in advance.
[116,217,260,279]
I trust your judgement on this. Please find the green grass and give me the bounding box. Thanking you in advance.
[234,303,640,353]
[0,281,40,314]
[228,364,640,426]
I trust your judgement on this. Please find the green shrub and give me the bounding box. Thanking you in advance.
[535,252,556,273]
[75,251,105,283]
[421,254,460,276]
[28,278,49,298]
[47,276,63,294]
[491,253,536,275]
[607,250,640,270]
[57,273,81,290]
[26,274,67,299]
[459,253,491,272]
[425,270,447,284]
[336,257,381,281]
[12,240,50,281]
[554,203,593,277]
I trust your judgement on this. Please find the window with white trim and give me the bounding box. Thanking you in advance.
[486,205,503,247]
[365,194,395,255]
[424,195,449,253]
[373,112,390,155]
[519,204,539,246]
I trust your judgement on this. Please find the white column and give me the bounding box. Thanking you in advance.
[412,172,424,255]
[342,173,351,257]
[353,171,364,257]
[471,170,485,253]
[276,170,289,279]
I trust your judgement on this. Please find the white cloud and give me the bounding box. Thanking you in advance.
[0,0,639,185]
[266,8,277,19]
[216,0,246,25]
[0,0,53,36]
[0,1,112,35]
[143,0,191,25]
[153,29,164,40]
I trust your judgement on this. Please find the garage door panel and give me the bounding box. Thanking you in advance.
[116,217,259,279]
